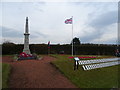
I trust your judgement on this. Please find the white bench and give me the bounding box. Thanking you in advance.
[78,58,120,65]
[76,58,120,71]
[82,61,120,70]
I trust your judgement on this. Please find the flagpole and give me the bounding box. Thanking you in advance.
[72,16,73,56]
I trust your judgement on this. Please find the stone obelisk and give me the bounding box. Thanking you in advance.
[23,17,31,54]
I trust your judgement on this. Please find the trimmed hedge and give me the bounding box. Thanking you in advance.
[2,43,118,55]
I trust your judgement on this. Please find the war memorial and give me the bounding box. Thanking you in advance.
[18,17,37,60]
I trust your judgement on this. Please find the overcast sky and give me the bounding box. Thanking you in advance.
[0,0,118,44]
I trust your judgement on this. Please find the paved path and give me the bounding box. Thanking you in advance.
[2,56,77,88]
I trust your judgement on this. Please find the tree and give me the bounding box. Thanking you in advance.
[71,37,81,45]
[71,37,81,55]
[2,40,15,45]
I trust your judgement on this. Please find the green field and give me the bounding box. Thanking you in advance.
[2,63,11,88]
[51,54,119,88]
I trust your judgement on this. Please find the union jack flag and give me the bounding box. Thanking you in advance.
[65,18,72,24]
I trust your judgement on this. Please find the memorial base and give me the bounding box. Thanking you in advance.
[18,56,38,60]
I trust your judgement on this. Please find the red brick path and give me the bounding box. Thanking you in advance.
[2,56,77,88]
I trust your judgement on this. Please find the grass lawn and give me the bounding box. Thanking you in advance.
[2,63,11,88]
[0,63,2,89]
[51,54,119,88]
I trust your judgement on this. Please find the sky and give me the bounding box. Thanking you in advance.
[0,0,119,44]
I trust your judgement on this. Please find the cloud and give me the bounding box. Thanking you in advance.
[78,27,101,43]
[79,22,117,44]
[78,9,117,44]
[31,31,48,38]
[1,26,47,39]
[88,10,117,29]
[32,2,46,12]
[1,26,22,38]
